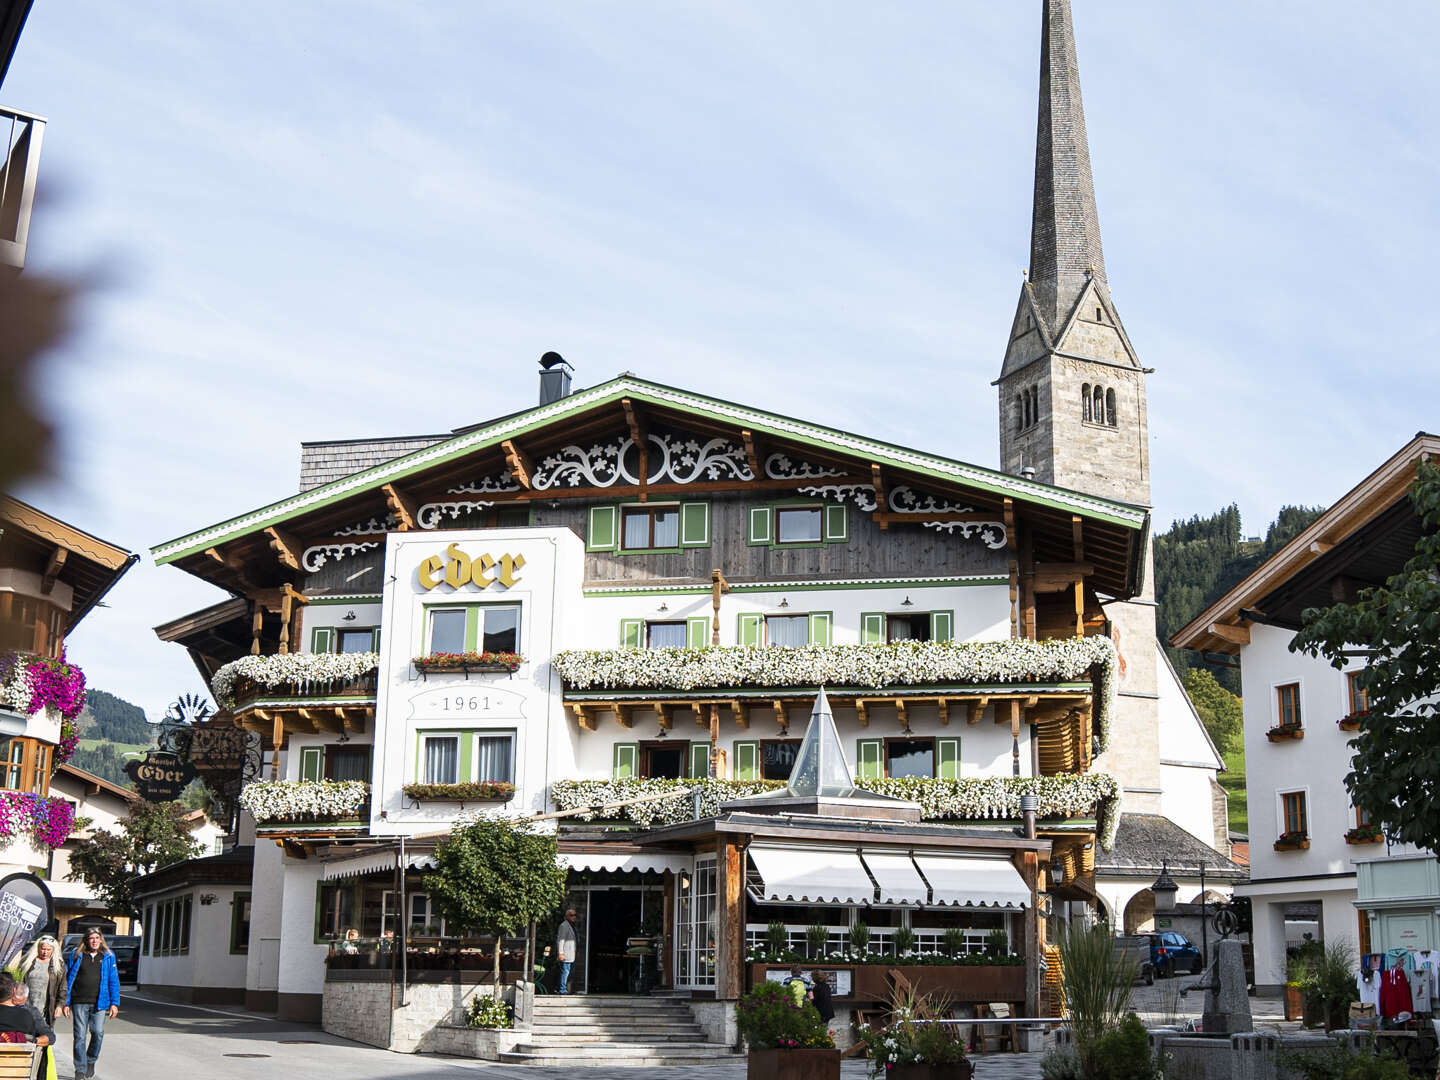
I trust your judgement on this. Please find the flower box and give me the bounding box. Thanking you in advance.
[212,652,379,710]
[1273,834,1310,851]
[1266,724,1304,742]
[239,780,371,825]
[1337,711,1367,732]
[1345,826,1383,845]
[402,782,515,803]
[412,652,524,678]
[748,963,1023,1004]
[745,1048,840,1080]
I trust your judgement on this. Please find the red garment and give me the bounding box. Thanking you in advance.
[1380,969,1414,1018]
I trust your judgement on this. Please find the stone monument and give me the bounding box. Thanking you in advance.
[1200,939,1253,1036]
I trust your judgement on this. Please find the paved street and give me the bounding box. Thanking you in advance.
[48,983,1290,1080]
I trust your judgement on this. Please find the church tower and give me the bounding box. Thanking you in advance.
[999,0,1162,812]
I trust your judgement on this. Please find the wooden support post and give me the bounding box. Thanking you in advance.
[968,696,989,725]
[1072,515,1084,562]
[856,700,869,729]
[1012,849,1042,1017]
[870,464,889,529]
[657,704,673,733]
[773,700,787,735]
[741,430,760,479]
[270,713,285,778]
[937,697,949,726]
[711,570,728,646]
[1019,524,1036,641]
[250,603,264,655]
[896,698,909,733]
[717,838,745,1000]
[622,398,649,502]
[692,703,706,728]
[1074,579,1085,638]
[709,704,720,750]
[1010,699,1022,776]
[278,588,294,655]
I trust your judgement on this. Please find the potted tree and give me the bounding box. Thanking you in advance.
[737,980,839,1080]
[854,985,972,1080]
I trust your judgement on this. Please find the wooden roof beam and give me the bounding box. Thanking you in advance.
[692,703,706,728]
[968,696,989,725]
[773,700,787,735]
[622,398,650,501]
[657,704,673,732]
[501,439,535,490]
[615,705,634,729]
[856,700,869,729]
[1208,622,1251,646]
[871,465,889,530]
[264,527,302,572]
[741,430,761,478]
[730,700,748,731]
[568,703,595,732]
[896,698,910,734]
[382,483,419,531]
[937,697,949,726]
[1072,516,1084,561]
[40,546,67,595]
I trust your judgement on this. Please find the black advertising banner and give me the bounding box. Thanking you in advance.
[0,873,52,968]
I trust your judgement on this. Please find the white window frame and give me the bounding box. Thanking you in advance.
[1276,785,1311,837]
[774,506,823,544]
[474,730,517,785]
[420,731,464,785]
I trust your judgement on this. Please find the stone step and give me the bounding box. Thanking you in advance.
[520,1032,710,1044]
[528,1024,706,1037]
[498,1045,742,1067]
[534,997,692,1007]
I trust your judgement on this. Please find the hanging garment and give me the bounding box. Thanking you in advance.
[1380,968,1415,1019]
[1409,963,1432,1014]
[1415,951,1440,1000]
[1357,966,1382,1009]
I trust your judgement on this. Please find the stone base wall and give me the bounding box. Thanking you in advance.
[321,977,522,1054]
[689,1000,736,1046]
[421,1025,526,1059]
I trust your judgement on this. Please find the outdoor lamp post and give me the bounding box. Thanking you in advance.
[1151,860,1178,914]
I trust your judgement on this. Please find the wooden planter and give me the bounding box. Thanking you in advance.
[1284,985,1303,1021]
[886,1065,974,1080]
[1337,716,1362,732]
[1266,726,1304,742]
[413,660,519,679]
[746,1048,841,1080]
[748,963,1024,1005]
[1273,838,1310,851]
[1345,832,1383,845]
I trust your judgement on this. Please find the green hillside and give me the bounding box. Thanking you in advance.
[68,690,155,787]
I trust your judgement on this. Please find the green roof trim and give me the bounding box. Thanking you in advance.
[152,374,1148,565]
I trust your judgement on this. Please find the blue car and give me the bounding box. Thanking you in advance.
[1148,931,1203,977]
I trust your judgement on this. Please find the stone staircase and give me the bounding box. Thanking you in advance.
[499,994,740,1066]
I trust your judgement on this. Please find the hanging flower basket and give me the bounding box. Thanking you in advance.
[1265,723,1304,742]
[412,651,524,677]
[1273,831,1309,851]
[0,650,86,723]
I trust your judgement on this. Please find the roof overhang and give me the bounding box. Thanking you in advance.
[0,495,137,632]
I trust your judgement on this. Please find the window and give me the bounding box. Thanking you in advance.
[1281,791,1307,836]
[640,740,688,779]
[409,893,445,937]
[479,606,519,652]
[1356,805,1374,828]
[318,884,357,941]
[0,738,50,795]
[153,895,193,956]
[886,738,935,779]
[142,905,153,956]
[428,608,466,654]
[423,736,459,784]
[1105,388,1117,427]
[776,507,822,544]
[646,622,687,649]
[861,611,954,645]
[760,740,802,781]
[1014,394,1023,434]
[621,505,680,550]
[766,615,809,648]
[1276,683,1302,728]
[1082,383,1092,422]
[230,893,252,954]
[1347,671,1369,715]
[1092,386,1105,425]
[475,733,515,784]
[325,745,372,782]
[338,629,375,653]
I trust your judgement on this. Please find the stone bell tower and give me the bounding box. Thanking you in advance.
[997,0,1161,812]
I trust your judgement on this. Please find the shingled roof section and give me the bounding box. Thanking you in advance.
[1098,814,1247,880]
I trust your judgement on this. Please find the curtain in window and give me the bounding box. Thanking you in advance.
[424,737,459,784]
[652,509,679,548]
[647,622,686,649]
[475,735,514,784]
[622,511,652,549]
[767,616,809,648]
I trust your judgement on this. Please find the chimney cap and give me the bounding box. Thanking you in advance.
[540,351,571,371]
[1020,466,1036,480]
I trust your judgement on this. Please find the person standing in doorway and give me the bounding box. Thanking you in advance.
[556,909,578,995]
[62,930,119,1079]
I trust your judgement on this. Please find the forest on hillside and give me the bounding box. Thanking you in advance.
[1155,503,1325,692]
[69,688,155,785]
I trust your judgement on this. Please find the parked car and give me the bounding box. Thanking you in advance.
[1148,931,1203,977]
[60,933,141,983]
[1113,935,1156,985]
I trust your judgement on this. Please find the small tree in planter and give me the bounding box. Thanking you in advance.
[423,816,568,999]
[893,926,915,958]
[807,921,829,959]
[985,929,1009,958]
[849,921,871,956]
[736,980,837,1080]
[943,927,967,960]
[767,921,790,956]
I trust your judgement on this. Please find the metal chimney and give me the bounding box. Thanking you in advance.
[538,352,573,405]
[1020,466,1036,480]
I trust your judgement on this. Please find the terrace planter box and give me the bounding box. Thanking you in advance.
[1265,726,1304,742]
[1345,831,1383,845]
[749,963,1022,1005]
[888,1065,974,1080]
[746,1048,840,1080]
[402,783,515,803]
[412,655,522,679]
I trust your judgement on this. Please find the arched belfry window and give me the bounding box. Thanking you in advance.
[1092,386,1105,425]
[1081,384,1092,422]
[1106,388,1117,427]
[1014,394,1023,434]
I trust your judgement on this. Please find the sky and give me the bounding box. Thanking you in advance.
[7,1,1439,718]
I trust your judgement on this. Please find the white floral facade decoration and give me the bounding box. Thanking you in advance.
[238,780,371,823]
[550,773,1122,850]
[212,652,380,710]
[533,432,753,490]
[552,636,1119,751]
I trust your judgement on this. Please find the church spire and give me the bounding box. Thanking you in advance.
[1028,0,1106,334]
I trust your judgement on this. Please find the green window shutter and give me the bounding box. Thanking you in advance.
[930,611,954,644]
[587,505,618,552]
[747,507,772,546]
[937,738,960,780]
[612,743,639,780]
[300,747,323,782]
[808,612,833,646]
[856,739,883,781]
[370,627,383,652]
[733,741,760,781]
[686,616,710,649]
[823,503,849,543]
[861,613,887,645]
[680,502,711,548]
[737,613,764,647]
[310,627,333,654]
[619,618,644,649]
[689,742,711,779]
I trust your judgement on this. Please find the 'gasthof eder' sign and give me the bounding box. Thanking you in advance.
[418,543,524,591]
[124,750,197,802]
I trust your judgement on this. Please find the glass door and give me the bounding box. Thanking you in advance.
[674,857,717,988]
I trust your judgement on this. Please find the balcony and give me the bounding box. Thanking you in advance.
[212,652,377,742]
[0,649,83,760]
[238,779,370,839]
[0,106,44,271]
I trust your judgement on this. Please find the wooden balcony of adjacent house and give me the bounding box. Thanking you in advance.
[0,105,44,271]
[239,777,372,851]
[214,652,377,747]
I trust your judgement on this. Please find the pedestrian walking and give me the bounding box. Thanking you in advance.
[556,908,578,995]
[62,930,119,1080]
[17,936,66,1026]
[812,970,835,1024]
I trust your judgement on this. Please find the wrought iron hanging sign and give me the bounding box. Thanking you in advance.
[124,750,197,802]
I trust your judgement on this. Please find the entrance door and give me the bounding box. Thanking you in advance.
[587,889,642,994]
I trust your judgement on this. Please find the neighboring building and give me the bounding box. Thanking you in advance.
[47,762,139,936]
[0,496,135,910]
[0,0,45,272]
[149,0,1232,1035]
[1172,432,1439,993]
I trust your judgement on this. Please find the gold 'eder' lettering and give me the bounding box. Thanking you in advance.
[443,543,472,589]
[471,553,496,588]
[417,549,525,591]
[498,554,526,588]
[418,555,444,590]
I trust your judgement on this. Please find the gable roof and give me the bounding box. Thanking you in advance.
[0,496,137,632]
[151,374,1149,596]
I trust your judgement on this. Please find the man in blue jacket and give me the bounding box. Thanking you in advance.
[62,930,120,1079]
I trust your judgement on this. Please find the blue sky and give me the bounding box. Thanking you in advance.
[10,2,1439,716]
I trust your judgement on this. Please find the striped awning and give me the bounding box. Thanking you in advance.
[557,851,691,875]
[320,848,437,881]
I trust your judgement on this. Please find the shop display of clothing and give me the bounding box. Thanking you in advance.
[1380,968,1414,1019]
[1415,951,1440,1001]
[1410,965,1432,1014]
[1357,967,1381,1009]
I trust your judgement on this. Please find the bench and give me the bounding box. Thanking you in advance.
[0,1043,40,1080]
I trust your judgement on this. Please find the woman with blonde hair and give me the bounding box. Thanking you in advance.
[17,935,66,1025]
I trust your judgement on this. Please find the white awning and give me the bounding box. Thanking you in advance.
[913,854,1030,909]
[557,852,691,875]
[320,849,437,881]
[860,851,929,906]
[748,845,874,905]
